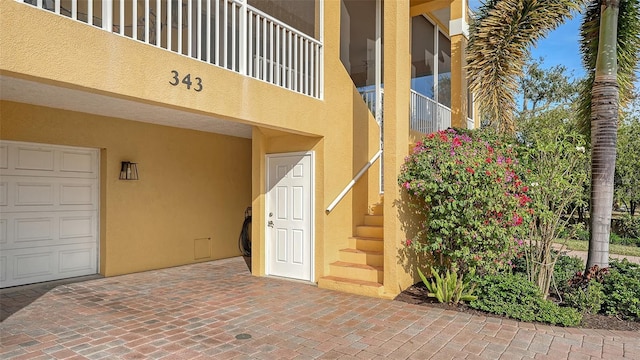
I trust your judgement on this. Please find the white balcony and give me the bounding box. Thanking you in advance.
[358,88,452,134]
[20,0,323,99]
[410,90,451,134]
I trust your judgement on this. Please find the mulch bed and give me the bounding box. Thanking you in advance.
[394,282,640,332]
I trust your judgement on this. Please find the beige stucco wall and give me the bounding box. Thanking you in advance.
[0,0,382,283]
[383,0,414,296]
[0,100,252,276]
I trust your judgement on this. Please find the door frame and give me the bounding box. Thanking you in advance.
[265,151,315,282]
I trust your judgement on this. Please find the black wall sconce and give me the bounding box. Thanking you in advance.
[119,161,139,180]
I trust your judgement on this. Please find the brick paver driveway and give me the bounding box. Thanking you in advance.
[1,257,638,359]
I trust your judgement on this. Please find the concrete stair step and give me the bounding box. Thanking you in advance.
[329,261,383,283]
[355,225,383,238]
[363,214,383,226]
[318,276,384,297]
[369,203,384,215]
[339,248,383,267]
[348,237,384,252]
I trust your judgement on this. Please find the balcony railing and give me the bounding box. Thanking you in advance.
[410,90,451,134]
[358,87,383,125]
[21,0,323,98]
[467,117,475,130]
[357,88,452,134]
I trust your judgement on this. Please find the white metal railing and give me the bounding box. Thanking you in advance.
[357,87,383,125]
[21,0,322,98]
[467,117,475,129]
[357,86,384,193]
[359,88,377,115]
[410,90,451,134]
[326,149,382,213]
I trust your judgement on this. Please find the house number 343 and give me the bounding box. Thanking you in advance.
[170,70,203,92]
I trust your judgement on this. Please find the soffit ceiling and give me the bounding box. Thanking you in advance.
[0,75,253,139]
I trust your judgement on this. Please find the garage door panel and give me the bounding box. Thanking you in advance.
[0,141,98,288]
[0,243,96,287]
[59,246,95,273]
[2,177,97,212]
[14,251,54,279]
[0,219,6,244]
[1,211,96,250]
[61,151,95,174]
[60,216,94,239]
[60,184,94,205]
[16,182,54,206]
[0,145,8,169]
[0,181,6,206]
[0,256,6,282]
[16,147,55,172]
[2,143,97,179]
[15,217,54,243]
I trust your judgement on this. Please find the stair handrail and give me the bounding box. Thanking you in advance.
[326,149,383,214]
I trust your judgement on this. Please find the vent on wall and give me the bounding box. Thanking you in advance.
[194,237,212,260]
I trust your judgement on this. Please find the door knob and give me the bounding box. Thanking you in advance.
[268,221,274,228]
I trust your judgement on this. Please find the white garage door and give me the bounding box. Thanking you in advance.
[0,141,99,288]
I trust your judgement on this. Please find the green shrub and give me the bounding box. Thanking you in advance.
[574,227,590,242]
[609,232,638,247]
[399,128,532,274]
[621,214,640,239]
[563,280,605,314]
[511,253,528,274]
[553,255,584,294]
[613,215,640,246]
[536,301,582,326]
[602,259,640,320]
[470,273,582,326]
[417,267,477,304]
[516,118,588,296]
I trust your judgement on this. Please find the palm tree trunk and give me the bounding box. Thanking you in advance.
[587,0,619,270]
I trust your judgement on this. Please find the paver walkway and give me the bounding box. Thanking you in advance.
[1,257,638,359]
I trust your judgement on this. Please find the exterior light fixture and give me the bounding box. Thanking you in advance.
[119,161,139,180]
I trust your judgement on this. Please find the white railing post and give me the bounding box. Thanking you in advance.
[206,0,211,61]
[71,0,77,20]
[156,0,162,47]
[102,0,112,31]
[178,0,183,53]
[144,0,150,43]
[167,0,172,49]
[215,0,220,65]
[120,0,125,36]
[187,0,192,56]
[239,0,247,74]
[197,0,202,58]
[87,0,93,25]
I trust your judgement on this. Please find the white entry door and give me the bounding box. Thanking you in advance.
[266,152,314,281]
[0,141,99,288]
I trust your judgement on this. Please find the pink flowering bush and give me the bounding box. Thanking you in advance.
[398,128,533,274]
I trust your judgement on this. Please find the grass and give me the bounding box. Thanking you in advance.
[558,239,640,257]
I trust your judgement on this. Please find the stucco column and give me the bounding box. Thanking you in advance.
[251,127,266,276]
[383,0,412,296]
[449,0,469,129]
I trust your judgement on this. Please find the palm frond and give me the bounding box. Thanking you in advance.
[577,0,640,138]
[467,0,585,135]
